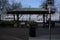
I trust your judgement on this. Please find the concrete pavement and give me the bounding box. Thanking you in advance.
[0,28,29,40]
[0,28,60,40]
[29,35,60,40]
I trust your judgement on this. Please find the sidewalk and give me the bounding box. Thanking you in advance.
[29,35,60,40]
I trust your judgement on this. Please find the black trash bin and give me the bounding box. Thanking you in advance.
[29,27,36,37]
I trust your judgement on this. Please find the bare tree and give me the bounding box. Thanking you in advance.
[11,1,22,21]
[11,1,22,10]
[39,0,47,9]
[0,0,10,20]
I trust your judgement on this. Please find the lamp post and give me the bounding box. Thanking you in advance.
[48,5,52,40]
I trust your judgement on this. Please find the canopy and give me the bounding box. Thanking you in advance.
[7,8,55,14]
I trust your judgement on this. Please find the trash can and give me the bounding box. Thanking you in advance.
[29,27,36,37]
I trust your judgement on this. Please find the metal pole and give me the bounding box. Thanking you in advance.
[48,7,51,40]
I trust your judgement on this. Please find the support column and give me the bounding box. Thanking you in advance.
[45,14,49,28]
[43,14,45,28]
[13,14,15,21]
[16,14,19,28]
[43,14,48,28]
[0,14,1,21]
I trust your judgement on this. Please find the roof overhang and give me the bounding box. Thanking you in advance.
[7,8,55,14]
